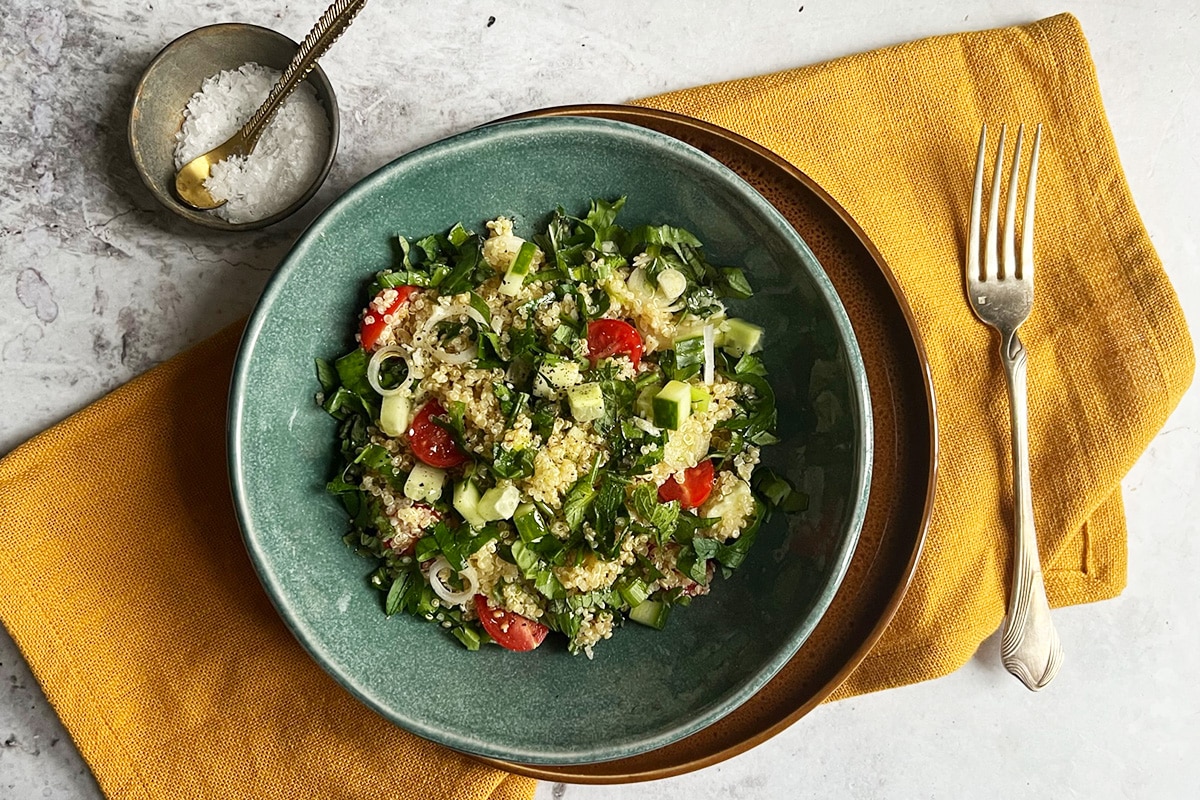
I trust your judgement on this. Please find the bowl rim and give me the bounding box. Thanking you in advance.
[128,22,340,231]
[227,115,874,763]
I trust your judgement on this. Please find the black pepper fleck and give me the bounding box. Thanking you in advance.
[487,15,496,27]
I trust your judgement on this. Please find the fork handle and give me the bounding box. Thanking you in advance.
[998,330,1064,690]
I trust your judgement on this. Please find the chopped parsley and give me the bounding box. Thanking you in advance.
[317,198,805,655]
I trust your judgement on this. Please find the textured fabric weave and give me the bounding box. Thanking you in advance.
[0,12,1191,798]
[638,12,1193,695]
[0,327,535,800]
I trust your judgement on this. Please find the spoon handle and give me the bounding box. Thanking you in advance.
[241,0,367,150]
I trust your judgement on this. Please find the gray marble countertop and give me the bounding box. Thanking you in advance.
[2,1,1198,798]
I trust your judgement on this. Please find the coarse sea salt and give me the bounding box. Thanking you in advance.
[174,62,330,224]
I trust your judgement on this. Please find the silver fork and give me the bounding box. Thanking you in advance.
[966,123,1063,691]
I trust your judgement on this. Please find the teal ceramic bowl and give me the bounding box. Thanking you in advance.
[228,117,872,764]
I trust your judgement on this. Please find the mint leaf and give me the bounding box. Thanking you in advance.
[563,475,597,533]
[467,291,492,327]
[584,196,626,232]
[720,266,753,299]
[715,499,765,569]
[628,483,679,538]
[385,572,410,616]
[590,473,627,557]
[334,348,375,399]
[510,540,539,578]
[692,536,719,561]
[534,568,566,600]
[315,357,339,393]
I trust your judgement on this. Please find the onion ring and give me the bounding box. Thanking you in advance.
[418,303,494,364]
[427,555,479,606]
[367,345,415,397]
[631,416,662,436]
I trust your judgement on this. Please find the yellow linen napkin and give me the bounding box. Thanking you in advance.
[0,12,1191,798]
[0,325,534,800]
[638,11,1193,695]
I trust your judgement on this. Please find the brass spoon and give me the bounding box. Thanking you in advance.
[175,0,367,210]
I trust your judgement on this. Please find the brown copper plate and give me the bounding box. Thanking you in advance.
[478,105,937,782]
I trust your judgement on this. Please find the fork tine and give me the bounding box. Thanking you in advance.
[984,124,1006,281]
[1003,125,1024,282]
[968,125,987,283]
[1020,124,1042,282]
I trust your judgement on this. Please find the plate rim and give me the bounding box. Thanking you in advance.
[480,103,938,782]
[227,113,877,764]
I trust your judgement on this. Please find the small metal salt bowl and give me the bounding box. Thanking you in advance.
[129,23,340,231]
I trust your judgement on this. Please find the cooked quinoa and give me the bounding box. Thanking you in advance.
[317,198,792,656]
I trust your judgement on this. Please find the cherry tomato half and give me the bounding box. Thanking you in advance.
[407,399,468,468]
[657,459,716,510]
[474,594,548,652]
[587,319,643,369]
[360,285,418,350]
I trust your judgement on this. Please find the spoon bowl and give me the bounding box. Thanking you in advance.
[174,130,245,210]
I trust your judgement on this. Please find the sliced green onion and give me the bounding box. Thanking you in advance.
[617,578,651,608]
[655,268,687,302]
[702,324,715,385]
[447,222,470,246]
[419,303,492,365]
[514,505,548,542]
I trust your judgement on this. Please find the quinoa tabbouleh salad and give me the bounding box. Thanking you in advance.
[315,198,805,656]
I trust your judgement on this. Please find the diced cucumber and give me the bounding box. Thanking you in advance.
[534,356,582,398]
[513,503,547,542]
[629,600,670,630]
[617,578,651,608]
[532,372,553,399]
[378,392,411,437]
[453,480,487,529]
[676,313,726,344]
[403,462,446,503]
[690,385,711,414]
[653,380,692,430]
[721,318,764,357]
[566,382,605,422]
[499,241,537,297]
[543,358,582,388]
[477,484,522,521]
